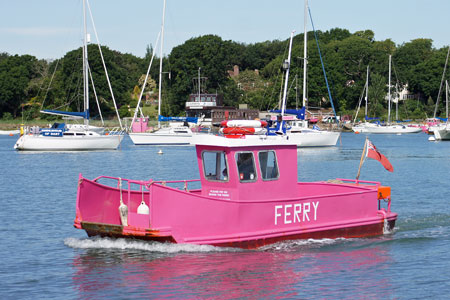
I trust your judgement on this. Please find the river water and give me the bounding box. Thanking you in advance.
[1,132,449,299]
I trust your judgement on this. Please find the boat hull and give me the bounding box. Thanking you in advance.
[434,126,450,140]
[74,176,397,249]
[79,219,395,249]
[286,131,340,147]
[14,134,123,151]
[353,124,422,134]
[128,132,192,145]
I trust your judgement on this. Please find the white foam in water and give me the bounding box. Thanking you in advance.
[260,238,348,251]
[64,237,237,253]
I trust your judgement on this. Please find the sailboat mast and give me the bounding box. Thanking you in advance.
[83,0,89,127]
[365,65,369,118]
[281,31,295,117]
[433,46,450,119]
[198,67,201,100]
[446,80,449,120]
[388,55,391,124]
[302,0,308,108]
[157,0,166,129]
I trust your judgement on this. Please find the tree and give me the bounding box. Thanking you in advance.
[0,54,39,118]
[368,73,387,119]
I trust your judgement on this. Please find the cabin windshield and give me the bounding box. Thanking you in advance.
[258,150,279,180]
[236,152,257,182]
[202,151,228,181]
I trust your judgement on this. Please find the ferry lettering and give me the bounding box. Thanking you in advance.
[275,201,319,225]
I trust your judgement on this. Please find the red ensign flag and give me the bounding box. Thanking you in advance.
[366,140,394,172]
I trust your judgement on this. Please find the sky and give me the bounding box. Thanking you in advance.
[1,0,450,60]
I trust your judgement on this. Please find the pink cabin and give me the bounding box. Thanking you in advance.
[74,134,397,248]
[131,117,149,133]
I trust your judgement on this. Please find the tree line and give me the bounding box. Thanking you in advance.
[1,28,449,123]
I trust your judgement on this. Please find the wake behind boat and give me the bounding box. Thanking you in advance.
[74,132,397,248]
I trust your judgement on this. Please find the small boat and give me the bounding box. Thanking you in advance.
[268,30,340,147]
[14,0,124,151]
[14,123,123,151]
[129,118,194,145]
[128,0,197,146]
[74,132,397,249]
[352,57,422,134]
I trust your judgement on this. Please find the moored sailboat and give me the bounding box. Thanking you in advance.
[128,0,196,146]
[353,55,421,134]
[269,25,340,147]
[14,0,124,151]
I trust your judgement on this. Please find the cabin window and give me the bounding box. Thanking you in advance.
[236,152,257,182]
[202,151,228,182]
[258,151,279,180]
[63,132,74,136]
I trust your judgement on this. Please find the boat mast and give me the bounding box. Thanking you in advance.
[388,55,391,124]
[82,0,89,127]
[446,80,449,120]
[157,0,166,129]
[281,31,295,117]
[295,74,298,110]
[198,67,201,99]
[433,46,450,119]
[395,83,399,121]
[302,0,308,108]
[365,65,369,118]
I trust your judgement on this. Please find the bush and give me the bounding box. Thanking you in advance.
[2,112,13,120]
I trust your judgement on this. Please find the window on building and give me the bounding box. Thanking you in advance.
[202,151,228,181]
[236,152,256,182]
[258,151,279,180]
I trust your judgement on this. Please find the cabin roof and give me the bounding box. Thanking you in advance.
[192,134,297,148]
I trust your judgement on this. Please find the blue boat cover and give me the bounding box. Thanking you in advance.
[270,107,306,120]
[158,115,198,123]
[41,109,89,119]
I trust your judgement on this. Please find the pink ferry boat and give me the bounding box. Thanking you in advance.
[74,134,397,249]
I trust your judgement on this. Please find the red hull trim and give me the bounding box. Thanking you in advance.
[80,219,396,249]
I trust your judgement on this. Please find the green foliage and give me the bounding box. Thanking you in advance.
[2,112,13,120]
[0,54,39,118]
[1,28,449,122]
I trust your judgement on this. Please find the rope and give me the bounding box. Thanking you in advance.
[308,6,338,123]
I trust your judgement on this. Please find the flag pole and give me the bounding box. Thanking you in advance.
[356,136,368,182]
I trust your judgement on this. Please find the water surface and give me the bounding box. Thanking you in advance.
[1,132,449,299]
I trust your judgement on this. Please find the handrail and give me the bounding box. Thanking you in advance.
[92,175,200,193]
[335,178,380,187]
